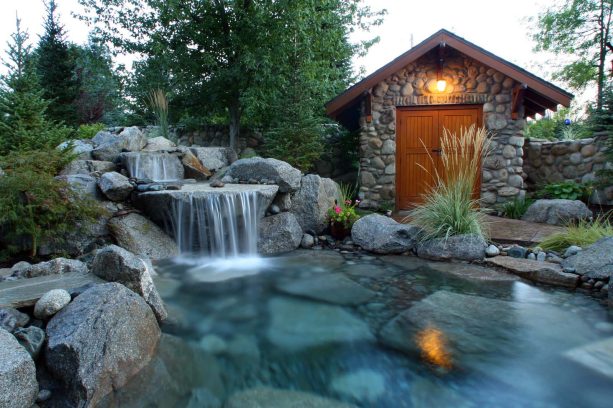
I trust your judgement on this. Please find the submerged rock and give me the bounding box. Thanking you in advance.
[521,199,592,226]
[225,387,357,408]
[266,296,374,351]
[0,328,38,408]
[276,273,375,305]
[45,283,160,407]
[562,237,613,280]
[108,212,179,260]
[290,174,340,234]
[91,245,168,322]
[330,369,386,403]
[417,234,486,261]
[258,212,303,255]
[225,157,302,192]
[352,214,420,254]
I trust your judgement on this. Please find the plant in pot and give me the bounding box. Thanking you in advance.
[327,184,360,239]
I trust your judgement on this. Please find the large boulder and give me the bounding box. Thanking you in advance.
[257,212,303,255]
[225,387,356,408]
[290,174,340,234]
[98,171,134,202]
[92,128,148,162]
[55,174,102,200]
[58,139,94,160]
[0,328,38,408]
[142,136,177,152]
[562,236,613,280]
[416,234,487,261]
[60,159,116,176]
[225,157,301,192]
[45,283,161,407]
[91,245,167,322]
[107,212,179,260]
[351,214,420,254]
[190,147,230,172]
[521,199,592,226]
[12,258,88,279]
[182,150,212,180]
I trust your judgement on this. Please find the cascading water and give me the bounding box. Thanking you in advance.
[123,152,183,181]
[167,191,260,257]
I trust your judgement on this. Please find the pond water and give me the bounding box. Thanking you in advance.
[105,250,613,408]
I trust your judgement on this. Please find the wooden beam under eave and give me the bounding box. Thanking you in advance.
[511,84,526,120]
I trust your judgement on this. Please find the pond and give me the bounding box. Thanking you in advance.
[104,250,613,408]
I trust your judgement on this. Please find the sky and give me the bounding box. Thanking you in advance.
[0,0,592,111]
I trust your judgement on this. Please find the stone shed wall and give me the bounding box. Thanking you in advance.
[358,49,526,209]
[523,133,612,205]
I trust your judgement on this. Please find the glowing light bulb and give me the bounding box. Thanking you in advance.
[436,79,447,92]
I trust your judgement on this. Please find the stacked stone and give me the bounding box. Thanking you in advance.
[358,51,525,208]
[524,134,612,205]
[176,125,263,154]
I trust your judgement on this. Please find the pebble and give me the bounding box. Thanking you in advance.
[508,246,527,259]
[536,252,546,262]
[210,179,225,188]
[485,244,500,257]
[37,389,52,403]
[564,245,582,258]
[527,253,536,260]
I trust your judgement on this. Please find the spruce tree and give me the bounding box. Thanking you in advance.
[0,17,70,155]
[37,0,79,126]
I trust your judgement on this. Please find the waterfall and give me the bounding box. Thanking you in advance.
[167,191,260,257]
[123,152,183,181]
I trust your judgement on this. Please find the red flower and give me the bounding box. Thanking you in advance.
[334,206,342,214]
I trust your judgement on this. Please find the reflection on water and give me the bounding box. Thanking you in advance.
[415,326,453,371]
[114,250,613,408]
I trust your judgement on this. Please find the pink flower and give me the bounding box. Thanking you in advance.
[345,200,351,205]
[334,206,342,214]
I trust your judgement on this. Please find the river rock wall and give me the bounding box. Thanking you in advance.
[523,133,612,205]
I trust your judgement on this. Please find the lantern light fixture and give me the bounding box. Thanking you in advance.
[436,42,447,92]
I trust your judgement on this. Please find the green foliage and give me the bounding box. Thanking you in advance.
[36,0,79,126]
[77,0,385,149]
[540,216,613,252]
[588,85,613,186]
[0,17,72,155]
[0,148,102,259]
[537,181,593,201]
[327,183,360,228]
[76,122,106,139]
[525,108,590,140]
[532,0,613,108]
[502,197,535,219]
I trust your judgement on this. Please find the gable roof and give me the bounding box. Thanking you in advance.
[326,29,573,127]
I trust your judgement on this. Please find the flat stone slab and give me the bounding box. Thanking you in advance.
[0,273,103,308]
[485,256,578,288]
[427,262,519,282]
[275,273,376,305]
[564,337,613,380]
[482,215,565,245]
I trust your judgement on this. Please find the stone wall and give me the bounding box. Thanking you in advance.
[175,125,263,154]
[358,48,525,209]
[523,133,612,205]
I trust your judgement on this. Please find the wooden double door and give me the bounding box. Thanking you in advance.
[395,105,483,210]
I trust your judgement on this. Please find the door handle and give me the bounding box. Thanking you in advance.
[431,148,442,153]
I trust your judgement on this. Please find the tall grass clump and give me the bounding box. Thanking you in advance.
[147,89,169,140]
[407,125,491,241]
[540,215,613,252]
[502,197,534,219]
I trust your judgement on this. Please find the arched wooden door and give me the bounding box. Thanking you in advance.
[395,105,483,210]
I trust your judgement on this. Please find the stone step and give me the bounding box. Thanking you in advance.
[564,337,613,380]
[485,256,579,288]
[0,272,104,308]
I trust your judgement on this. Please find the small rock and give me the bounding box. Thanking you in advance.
[546,253,563,264]
[508,246,527,259]
[210,179,224,188]
[485,244,500,257]
[13,326,45,359]
[536,251,546,262]
[36,389,52,403]
[301,233,315,248]
[269,204,281,215]
[33,289,71,319]
[564,245,582,258]
[0,308,30,333]
[527,253,536,260]
[564,266,577,274]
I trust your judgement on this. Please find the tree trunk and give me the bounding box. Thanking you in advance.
[228,102,241,151]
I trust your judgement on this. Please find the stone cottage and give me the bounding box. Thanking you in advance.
[326,29,573,210]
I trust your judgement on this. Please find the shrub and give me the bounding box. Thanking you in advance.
[408,125,490,241]
[502,197,534,219]
[540,216,613,252]
[0,148,103,259]
[76,123,106,139]
[537,181,593,201]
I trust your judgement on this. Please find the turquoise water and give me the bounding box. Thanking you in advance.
[108,250,613,407]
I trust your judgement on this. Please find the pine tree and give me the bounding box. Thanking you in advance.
[0,16,71,155]
[37,0,79,126]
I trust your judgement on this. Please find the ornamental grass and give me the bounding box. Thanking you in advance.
[407,125,491,241]
[540,215,613,252]
[147,89,170,140]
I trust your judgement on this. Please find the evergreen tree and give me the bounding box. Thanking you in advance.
[37,0,79,125]
[0,17,71,155]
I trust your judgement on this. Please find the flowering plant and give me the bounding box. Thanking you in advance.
[327,183,361,229]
